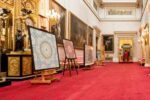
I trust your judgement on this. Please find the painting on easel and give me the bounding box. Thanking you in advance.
[28,26,60,71]
[63,39,76,59]
[63,39,78,76]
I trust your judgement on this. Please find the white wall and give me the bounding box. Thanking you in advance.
[100,21,140,34]
[55,0,101,61]
[99,21,140,62]
[141,0,149,25]
[56,0,101,29]
[140,0,150,66]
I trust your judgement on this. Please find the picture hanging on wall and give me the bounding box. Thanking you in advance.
[84,44,94,66]
[69,12,87,49]
[88,26,93,46]
[103,35,114,53]
[51,0,66,45]
[39,15,49,31]
[63,39,76,59]
[28,26,60,71]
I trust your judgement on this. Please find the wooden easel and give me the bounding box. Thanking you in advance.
[31,70,60,84]
[63,58,78,76]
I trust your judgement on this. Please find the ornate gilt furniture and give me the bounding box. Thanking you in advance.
[6,53,33,80]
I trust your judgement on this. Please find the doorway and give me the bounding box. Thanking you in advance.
[118,38,133,62]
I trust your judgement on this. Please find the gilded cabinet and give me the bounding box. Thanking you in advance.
[7,54,33,79]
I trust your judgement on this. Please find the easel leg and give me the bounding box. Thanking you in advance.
[68,59,72,76]
[73,60,78,75]
[31,71,51,84]
[63,59,67,76]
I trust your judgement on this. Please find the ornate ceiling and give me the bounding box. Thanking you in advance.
[95,0,142,8]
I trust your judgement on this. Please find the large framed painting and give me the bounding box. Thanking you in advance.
[69,12,87,49]
[28,26,60,71]
[63,39,76,59]
[84,44,94,66]
[103,35,114,53]
[87,26,93,46]
[51,0,66,45]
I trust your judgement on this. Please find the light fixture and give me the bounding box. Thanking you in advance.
[47,9,60,21]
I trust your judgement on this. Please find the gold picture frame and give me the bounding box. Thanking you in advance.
[103,35,114,53]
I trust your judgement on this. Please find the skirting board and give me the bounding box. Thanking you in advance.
[6,75,35,80]
[144,63,150,67]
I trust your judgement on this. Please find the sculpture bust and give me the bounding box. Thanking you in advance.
[15,30,26,51]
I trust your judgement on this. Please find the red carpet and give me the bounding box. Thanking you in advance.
[1,63,150,100]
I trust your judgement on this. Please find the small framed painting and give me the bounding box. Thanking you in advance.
[63,39,76,59]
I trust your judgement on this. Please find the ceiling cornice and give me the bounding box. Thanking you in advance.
[97,0,141,8]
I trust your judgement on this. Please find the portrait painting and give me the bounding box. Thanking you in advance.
[103,35,114,52]
[69,12,87,49]
[51,0,66,45]
[63,39,76,59]
[28,26,60,71]
[84,45,94,66]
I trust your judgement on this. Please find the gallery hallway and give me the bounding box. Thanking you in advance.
[1,63,150,100]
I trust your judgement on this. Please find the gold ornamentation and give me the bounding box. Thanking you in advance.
[8,57,20,76]
[21,0,36,13]
[0,0,14,6]
[22,57,32,76]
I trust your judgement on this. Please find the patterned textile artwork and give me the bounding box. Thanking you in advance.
[84,45,94,66]
[28,27,60,70]
[63,39,76,59]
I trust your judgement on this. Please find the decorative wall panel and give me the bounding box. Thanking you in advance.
[22,57,32,76]
[8,57,20,76]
